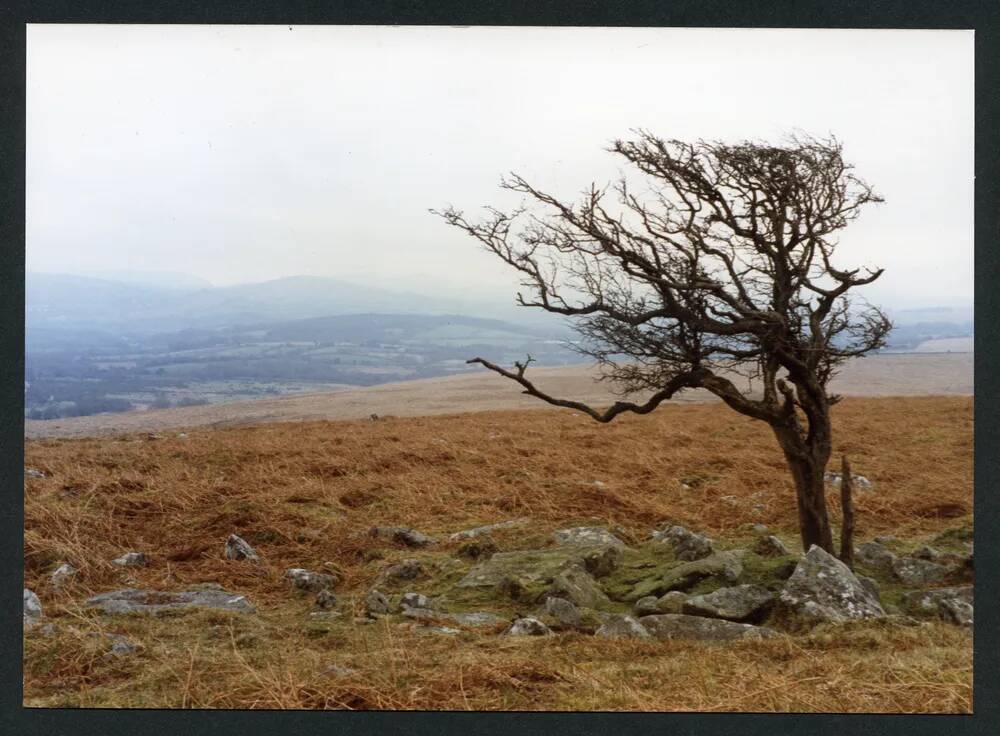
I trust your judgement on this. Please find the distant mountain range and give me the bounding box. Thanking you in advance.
[26,272,533,332]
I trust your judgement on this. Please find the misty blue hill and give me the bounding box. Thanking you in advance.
[26,273,503,331]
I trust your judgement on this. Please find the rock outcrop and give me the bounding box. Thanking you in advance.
[640,614,777,641]
[682,584,774,623]
[777,546,885,623]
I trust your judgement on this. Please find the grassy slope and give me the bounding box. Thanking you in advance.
[23,396,973,711]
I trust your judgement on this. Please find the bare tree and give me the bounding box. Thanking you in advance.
[433,131,890,554]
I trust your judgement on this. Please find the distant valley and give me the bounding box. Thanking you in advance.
[24,272,973,420]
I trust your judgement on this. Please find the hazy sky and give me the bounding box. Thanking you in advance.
[27,25,973,309]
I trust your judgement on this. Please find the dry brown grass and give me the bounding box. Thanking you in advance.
[23,395,973,711]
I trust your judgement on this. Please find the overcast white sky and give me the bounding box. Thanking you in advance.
[26,25,973,309]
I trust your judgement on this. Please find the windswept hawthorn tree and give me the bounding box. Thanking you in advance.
[433,132,891,555]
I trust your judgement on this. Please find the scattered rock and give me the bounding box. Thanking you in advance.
[874,535,898,546]
[400,592,431,610]
[25,468,46,479]
[855,541,897,573]
[751,523,770,536]
[86,586,254,615]
[552,526,626,549]
[310,611,342,620]
[640,614,777,641]
[449,518,529,541]
[364,589,390,616]
[654,591,689,614]
[901,586,973,624]
[458,548,602,603]
[24,588,43,626]
[315,589,339,610]
[51,563,76,588]
[634,596,662,617]
[112,552,150,568]
[682,584,775,623]
[778,545,885,623]
[106,634,138,657]
[652,525,714,561]
[940,598,974,627]
[322,664,358,677]
[415,625,462,636]
[577,545,622,578]
[401,606,436,621]
[754,535,791,558]
[629,550,745,601]
[284,568,339,593]
[456,537,498,561]
[891,556,949,587]
[543,597,582,629]
[442,611,503,628]
[595,614,651,639]
[546,566,610,609]
[824,472,873,490]
[912,545,941,561]
[505,617,551,636]
[370,526,436,548]
[377,559,425,585]
[225,534,260,563]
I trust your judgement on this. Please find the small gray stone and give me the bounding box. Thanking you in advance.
[901,586,973,624]
[640,614,777,641]
[655,591,689,614]
[754,535,791,557]
[25,468,46,479]
[401,606,436,621]
[400,592,431,610]
[377,559,425,585]
[552,526,626,549]
[112,552,149,568]
[322,664,358,676]
[225,534,260,563]
[652,525,714,561]
[315,589,339,610]
[364,589,390,616]
[682,584,774,623]
[751,523,770,536]
[284,568,339,593]
[595,614,651,639]
[449,518,529,541]
[505,617,552,636]
[544,597,582,628]
[856,541,897,573]
[24,588,43,624]
[447,611,508,628]
[51,563,76,588]
[634,596,662,617]
[86,587,254,615]
[547,566,610,609]
[940,598,973,626]
[415,625,462,636]
[891,556,949,586]
[370,526,437,548]
[107,635,137,657]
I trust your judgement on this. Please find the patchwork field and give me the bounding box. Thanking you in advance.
[23,395,973,711]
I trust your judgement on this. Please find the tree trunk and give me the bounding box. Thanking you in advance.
[772,426,835,554]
